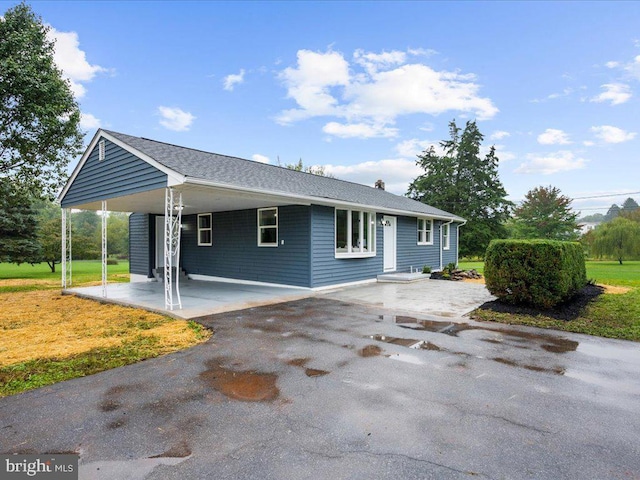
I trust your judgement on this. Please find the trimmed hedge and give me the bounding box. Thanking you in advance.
[484,239,587,309]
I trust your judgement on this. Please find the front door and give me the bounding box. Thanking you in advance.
[383,216,397,272]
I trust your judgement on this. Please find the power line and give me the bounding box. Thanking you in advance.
[571,191,640,201]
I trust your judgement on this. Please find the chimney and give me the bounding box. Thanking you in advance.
[374,179,385,190]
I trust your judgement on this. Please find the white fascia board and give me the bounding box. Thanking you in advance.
[183,177,462,221]
[57,129,185,204]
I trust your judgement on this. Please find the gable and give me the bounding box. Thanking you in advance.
[60,138,168,208]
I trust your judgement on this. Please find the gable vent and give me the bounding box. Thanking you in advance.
[98,140,105,161]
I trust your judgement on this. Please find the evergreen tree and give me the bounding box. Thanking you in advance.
[621,197,639,212]
[0,178,41,264]
[604,204,621,222]
[407,120,513,257]
[510,185,580,240]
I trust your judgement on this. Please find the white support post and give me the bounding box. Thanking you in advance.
[61,208,73,290]
[164,187,183,310]
[101,200,108,298]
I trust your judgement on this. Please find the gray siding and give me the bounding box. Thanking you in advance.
[61,139,167,207]
[129,213,152,276]
[310,205,383,288]
[396,216,441,273]
[180,205,311,287]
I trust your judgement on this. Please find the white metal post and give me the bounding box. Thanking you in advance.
[61,208,67,289]
[164,187,183,310]
[67,209,72,286]
[101,200,107,298]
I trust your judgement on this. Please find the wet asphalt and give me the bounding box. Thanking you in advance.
[1,296,640,480]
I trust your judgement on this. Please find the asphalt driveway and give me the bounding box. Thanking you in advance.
[1,296,639,479]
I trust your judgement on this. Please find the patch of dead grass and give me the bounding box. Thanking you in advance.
[600,284,631,294]
[0,290,211,367]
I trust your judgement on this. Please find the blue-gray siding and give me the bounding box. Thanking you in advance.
[61,139,167,208]
[310,205,383,288]
[129,213,152,277]
[396,216,441,273]
[180,205,311,287]
[441,223,459,267]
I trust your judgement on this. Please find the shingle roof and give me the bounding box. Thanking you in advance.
[104,130,464,221]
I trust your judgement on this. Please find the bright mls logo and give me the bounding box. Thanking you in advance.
[0,455,77,479]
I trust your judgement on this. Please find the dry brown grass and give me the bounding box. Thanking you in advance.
[0,290,211,367]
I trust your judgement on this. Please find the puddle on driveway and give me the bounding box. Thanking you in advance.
[492,357,565,375]
[199,359,279,402]
[359,345,383,357]
[370,334,423,348]
[387,315,579,354]
[286,357,330,377]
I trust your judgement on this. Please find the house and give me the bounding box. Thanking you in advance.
[58,129,465,296]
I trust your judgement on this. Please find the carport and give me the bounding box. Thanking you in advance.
[66,279,312,319]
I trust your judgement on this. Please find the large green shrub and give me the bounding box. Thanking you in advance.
[484,239,587,309]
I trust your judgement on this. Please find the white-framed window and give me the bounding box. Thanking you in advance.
[335,209,376,258]
[417,218,433,245]
[442,222,450,250]
[197,213,212,246]
[98,140,105,161]
[258,207,278,247]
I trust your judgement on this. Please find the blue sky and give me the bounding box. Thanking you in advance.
[6,1,640,215]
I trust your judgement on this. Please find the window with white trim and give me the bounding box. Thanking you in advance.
[258,207,278,246]
[335,209,376,258]
[442,223,450,250]
[98,140,105,161]
[197,214,212,246]
[417,218,433,245]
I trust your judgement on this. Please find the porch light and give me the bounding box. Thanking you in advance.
[380,219,391,227]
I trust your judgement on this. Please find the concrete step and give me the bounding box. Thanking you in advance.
[377,272,431,283]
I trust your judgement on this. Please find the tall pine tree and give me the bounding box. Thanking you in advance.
[407,120,512,257]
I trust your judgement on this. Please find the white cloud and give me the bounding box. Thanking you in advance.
[47,27,106,99]
[490,130,510,140]
[583,140,595,147]
[395,138,440,158]
[590,83,632,105]
[515,150,586,175]
[481,144,516,162]
[605,61,620,69]
[251,154,270,164]
[324,158,423,194]
[537,128,571,145]
[624,55,640,80]
[79,112,101,130]
[590,125,637,143]
[277,48,498,137]
[223,69,245,91]
[322,121,398,139]
[157,106,195,131]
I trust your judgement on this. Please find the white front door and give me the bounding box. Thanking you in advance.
[383,216,397,272]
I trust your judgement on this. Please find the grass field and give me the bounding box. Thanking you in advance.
[461,260,640,341]
[0,260,130,292]
[0,260,211,397]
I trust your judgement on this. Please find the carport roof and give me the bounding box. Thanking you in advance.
[64,129,465,221]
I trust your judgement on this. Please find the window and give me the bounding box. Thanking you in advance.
[335,209,376,258]
[197,214,212,246]
[258,207,278,246]
[442,222,450,250]
[417,218,433,245]
[98,140,105,161]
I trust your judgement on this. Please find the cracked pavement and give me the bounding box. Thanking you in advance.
[1,296,639,479]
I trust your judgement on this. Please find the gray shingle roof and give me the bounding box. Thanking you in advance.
[104,130,464,221]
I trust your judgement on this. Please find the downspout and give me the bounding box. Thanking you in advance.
[456,220,467,266]
[440,219,454,270]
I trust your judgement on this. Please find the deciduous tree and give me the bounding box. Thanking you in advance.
[0,3,83,197]
[407,120,513,257]
[591,217,640,265]
[510,185,580,240]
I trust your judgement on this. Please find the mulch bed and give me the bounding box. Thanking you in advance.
[475,284,605,321]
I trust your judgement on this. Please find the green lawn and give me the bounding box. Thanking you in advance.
[0,260,130,292]
[461,260,640,341]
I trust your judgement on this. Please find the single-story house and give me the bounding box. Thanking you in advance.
[58,129,465,294]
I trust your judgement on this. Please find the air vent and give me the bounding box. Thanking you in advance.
[98,140,105,161]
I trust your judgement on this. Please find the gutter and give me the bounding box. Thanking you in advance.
[456,219,467,266]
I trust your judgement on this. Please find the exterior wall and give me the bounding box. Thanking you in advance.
[310,205,383,288]
[129,213,152,277]
[180,205,311,287]
[61,139,167,207]
[396,215,441,273]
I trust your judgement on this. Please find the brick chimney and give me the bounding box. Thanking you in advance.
[374,179,385,190]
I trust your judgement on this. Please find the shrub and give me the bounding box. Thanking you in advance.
[422,265,432,274]
[106,258,119,265]
[484,239,586,309]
